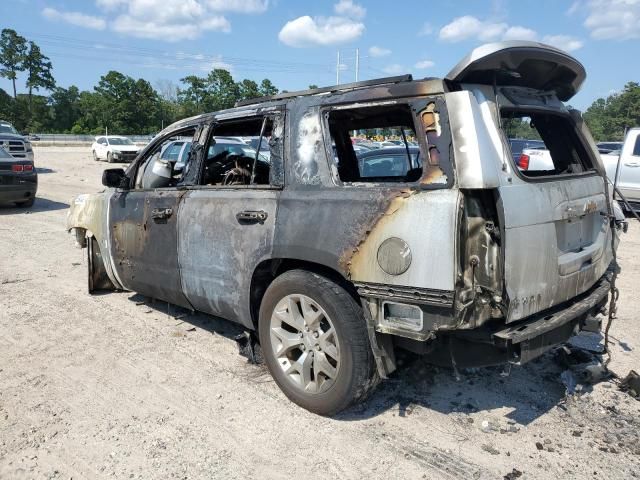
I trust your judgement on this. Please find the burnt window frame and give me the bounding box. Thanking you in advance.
[125,124,201,191]
[189,110,285,190]
[320,97,453,189]
[501,107,600,183]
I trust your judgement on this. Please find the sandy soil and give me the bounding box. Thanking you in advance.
[1,146,639,479]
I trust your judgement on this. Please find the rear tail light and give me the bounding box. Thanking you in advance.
[11,164,34,172]
[518,153,530,170]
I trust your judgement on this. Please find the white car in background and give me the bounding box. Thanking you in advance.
[92,136,140,163]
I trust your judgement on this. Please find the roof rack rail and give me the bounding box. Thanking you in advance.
[235,74,413,107]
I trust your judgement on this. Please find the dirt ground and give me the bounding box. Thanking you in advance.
[1,146,639,479]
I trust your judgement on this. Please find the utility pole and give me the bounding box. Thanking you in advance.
[355,48,360,82]
[336,50,341,85]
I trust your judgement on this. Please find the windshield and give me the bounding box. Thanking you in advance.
[108,137,134,145]
[0,124,19,135]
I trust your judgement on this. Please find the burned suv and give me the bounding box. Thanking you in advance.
[68,42,621,415]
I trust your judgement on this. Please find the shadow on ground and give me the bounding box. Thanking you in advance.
[125,292,608,425]
[0,197,69,214]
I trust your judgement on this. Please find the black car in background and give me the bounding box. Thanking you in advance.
[0,145,37,207]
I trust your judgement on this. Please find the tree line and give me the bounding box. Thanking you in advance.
[1,28,639,139]
[0,29,279,135]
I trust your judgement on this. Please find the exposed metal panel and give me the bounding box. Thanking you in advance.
[348,189,460,291]
[178,189,279,328]
[446,91,502,189]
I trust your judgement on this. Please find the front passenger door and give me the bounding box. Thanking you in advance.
[108,125,202,308]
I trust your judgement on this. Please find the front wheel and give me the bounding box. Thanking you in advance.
[258,269,378,415]
[107,152,114,163]
[92,150,98,161]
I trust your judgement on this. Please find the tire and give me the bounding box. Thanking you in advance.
[15,197,35,208]
[107,152,114,163]
[258,269,378,415]
[92,150,99,161]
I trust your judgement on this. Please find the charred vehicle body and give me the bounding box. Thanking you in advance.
[68,42,624,415]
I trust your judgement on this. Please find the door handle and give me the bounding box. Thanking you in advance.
[236,210,268,224]
[151,207,173,221]
[624,162,640,167]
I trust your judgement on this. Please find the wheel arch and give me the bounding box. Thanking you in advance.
[249,257,360,330]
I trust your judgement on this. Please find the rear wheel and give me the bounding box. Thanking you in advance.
[107,152,114,163]
[258,269,378,415]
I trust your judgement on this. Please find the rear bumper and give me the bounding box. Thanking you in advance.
[492,272,611,363]
[0,175,38,203]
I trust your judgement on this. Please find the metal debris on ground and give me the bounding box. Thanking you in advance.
[503,468,523,480]
[235,331,263,364]
[619,370,640,399]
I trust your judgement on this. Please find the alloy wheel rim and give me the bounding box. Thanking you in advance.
[269,294,340,394]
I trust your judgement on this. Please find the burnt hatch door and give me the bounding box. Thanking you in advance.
[446,41,586,101]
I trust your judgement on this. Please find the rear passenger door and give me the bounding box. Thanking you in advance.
[178,110,285,328]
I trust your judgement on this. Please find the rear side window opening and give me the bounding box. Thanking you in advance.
[502,110,595,178]
[326,104,423,183]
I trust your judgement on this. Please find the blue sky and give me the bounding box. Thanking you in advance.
[1,0,638,109]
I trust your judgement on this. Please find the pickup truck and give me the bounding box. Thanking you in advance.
[515,128,640,211]
[602,128,640,211]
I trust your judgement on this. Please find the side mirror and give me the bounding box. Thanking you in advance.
[102,168,128,188]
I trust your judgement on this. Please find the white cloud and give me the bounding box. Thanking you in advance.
[87,0,267,41]
[206,0,269,13]
[368,46,391,57]
[583,0,640,40]
[503,26,537,41]
[382,64,405,75]
[42,7,106,30]
[95,0,127,10]
[414,59,435,69]
[439,15,584,52]
[334,0,366,20]
[278,16,364,47]
[112,12,229,41]
[439,16,507,42]
[418,22,433,36]
[542,35,584,52]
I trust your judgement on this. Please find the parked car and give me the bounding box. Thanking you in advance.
[356,146,421,178]
[509,139,545,164]
[68,41,624,415]
[0,121,34,162]
[597,141,624,155]
[602,128,640,210]
[92,136,140,163]
[0,144,37,207]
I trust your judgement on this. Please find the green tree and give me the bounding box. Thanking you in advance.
[308,84,319,90]
[50,86,81,132]
[178,75,208,116]
[584,82,640,141]
[259,78,278,97]
[0,29,28,99]
[238,79,260,101]
[206,69,240,110]
[23,41,55,113]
